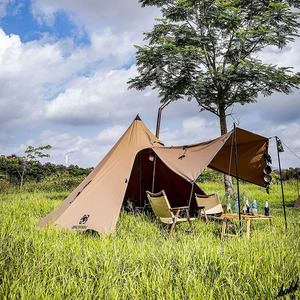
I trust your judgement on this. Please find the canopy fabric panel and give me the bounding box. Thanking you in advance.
[152,132,232,182]
[209,128,269,187]
[153,128,269,187]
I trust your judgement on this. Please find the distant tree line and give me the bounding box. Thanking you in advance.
[0,145,93,188]
[196,167,300,184]
[272,167,300,182]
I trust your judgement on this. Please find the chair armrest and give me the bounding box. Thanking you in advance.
[170,206,189,211]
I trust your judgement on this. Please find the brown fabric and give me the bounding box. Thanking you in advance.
[153,132,232,182]
[153,128,269,187]
[37,118,164,234]
[124,150,205,210]
[209,128,268,186]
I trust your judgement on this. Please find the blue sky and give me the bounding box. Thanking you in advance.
[0,0,299,169]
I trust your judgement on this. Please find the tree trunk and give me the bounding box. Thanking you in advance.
[219,104,234,196]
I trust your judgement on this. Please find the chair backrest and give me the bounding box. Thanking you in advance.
[146,190,174,223]
[194,193,223,215]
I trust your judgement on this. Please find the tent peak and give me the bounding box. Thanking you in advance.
[134,114,141,121]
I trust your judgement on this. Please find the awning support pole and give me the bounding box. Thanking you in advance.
[276,136,287,230]
[188,181,195,213]
[297,173,299,197]
[234,123,242,232]
[151,155,157,193]
[138,152,142,207]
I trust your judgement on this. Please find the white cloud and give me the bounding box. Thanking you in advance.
[44,65,158,125]
[33,125,129,167]
[0,0,12,18]
[0,28,141,127]
[31,0,160,34]
[160,117,220,147]
[96,125,127,144]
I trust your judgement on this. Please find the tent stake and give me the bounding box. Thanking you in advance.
[276,137,287,230]
[234,123,242,232]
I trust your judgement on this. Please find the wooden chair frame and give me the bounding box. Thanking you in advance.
[146,190,193,236]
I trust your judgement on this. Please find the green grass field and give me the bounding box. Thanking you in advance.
[0,181,299,299]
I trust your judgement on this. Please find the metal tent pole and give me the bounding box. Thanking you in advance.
[234,123,242,231]
[276,136,287,230]
[188,182,195,213]
[151,100,171,193]
[297,172,299,198]
[138,152,142,208]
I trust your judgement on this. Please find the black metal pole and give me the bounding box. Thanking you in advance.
[297,173,299,197]
[234,123,241,231]
[276,137,287,230]
[138,152,142,207]
[188,181,195,213]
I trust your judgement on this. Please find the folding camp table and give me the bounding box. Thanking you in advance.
[218,213,275,239]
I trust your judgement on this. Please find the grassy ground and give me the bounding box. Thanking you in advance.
[0,182,299,299]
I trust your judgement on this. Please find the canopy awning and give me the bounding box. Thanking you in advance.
[153,127,269,187]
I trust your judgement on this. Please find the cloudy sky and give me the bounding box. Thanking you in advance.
[0,0,299,169]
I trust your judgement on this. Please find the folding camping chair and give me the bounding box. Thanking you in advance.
[195,193,240,238]
[194,193,224,221]
[146,190,193,236]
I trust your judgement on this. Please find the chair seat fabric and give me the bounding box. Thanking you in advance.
[195,193,223,215]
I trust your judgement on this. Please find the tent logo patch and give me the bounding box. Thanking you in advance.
[79,214,90,224]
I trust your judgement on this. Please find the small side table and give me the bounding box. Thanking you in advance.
[220,213,274,239]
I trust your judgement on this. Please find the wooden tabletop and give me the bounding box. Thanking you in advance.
[220,213,275,221]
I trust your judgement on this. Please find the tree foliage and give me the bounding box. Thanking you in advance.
[128,0,300,134]
[0,146,92,188]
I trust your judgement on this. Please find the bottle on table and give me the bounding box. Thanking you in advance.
[242,199,247,214]
[265,200,269,216]
[227,203,232,214]
[246,198,250,214]
[234,198,239,214]
[252,199,258,216]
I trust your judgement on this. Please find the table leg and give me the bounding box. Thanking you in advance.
[246,219,251,239]
[222,218,227,240]
[270,218,273,231]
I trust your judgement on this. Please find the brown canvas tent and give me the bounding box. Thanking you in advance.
[37,116,205,234]
[37,116,271,235]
